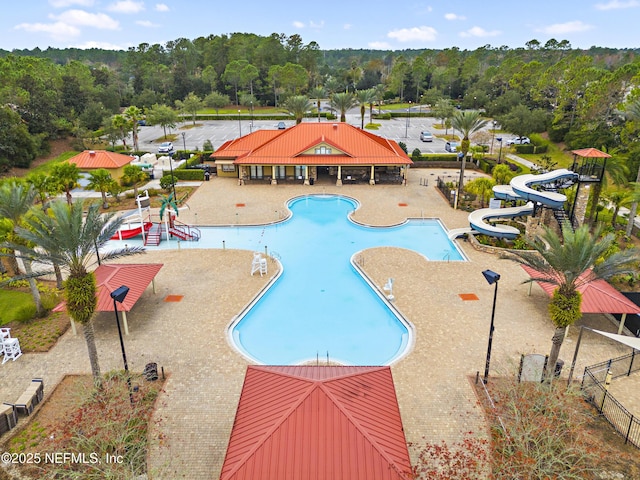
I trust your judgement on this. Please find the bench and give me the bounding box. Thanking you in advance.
[14,379,44,416]
[0,403,17,436]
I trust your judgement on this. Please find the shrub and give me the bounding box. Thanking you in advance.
[202,139,213,151]
[515,144,535,154]
[398,142,408,154]
[411,148,422,161]
[163,169,204,180]
[15,303,37,323]
[159,175,177,191]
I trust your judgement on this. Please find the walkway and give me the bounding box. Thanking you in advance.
[0,169,635,479]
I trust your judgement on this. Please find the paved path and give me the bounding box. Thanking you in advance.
[0,169,636,479]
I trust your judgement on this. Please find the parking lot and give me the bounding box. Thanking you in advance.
[135,109,487,156]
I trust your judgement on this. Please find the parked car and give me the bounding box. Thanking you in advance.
[420,131,433,142]
[445,141,459,152]
[506,136,531,145]
[277,122,286,130]
[158,142,174,153]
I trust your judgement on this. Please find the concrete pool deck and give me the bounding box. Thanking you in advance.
[0,168,636,479]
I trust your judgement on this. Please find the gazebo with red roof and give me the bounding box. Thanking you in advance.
[568,147,611,226]
[220,365,413,480]
[54,263,163,335]
[521,264,640,334]
[212,123,412,186]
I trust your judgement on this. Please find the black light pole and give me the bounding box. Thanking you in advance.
[111,285,133,404]
[181,132,187,158]
[482,269,500,383]
[491,120,497,155]
[250,101,254,133]
[168,153,177,201]
[496,137,503,163]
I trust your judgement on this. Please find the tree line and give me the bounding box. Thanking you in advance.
[1,32,640,183]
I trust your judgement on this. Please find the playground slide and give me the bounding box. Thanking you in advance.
[464,169,578,239]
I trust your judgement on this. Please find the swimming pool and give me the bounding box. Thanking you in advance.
[108,195,466,365]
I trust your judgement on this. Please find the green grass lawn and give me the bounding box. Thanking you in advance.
[28,151,78,175]
[0,289,36,325]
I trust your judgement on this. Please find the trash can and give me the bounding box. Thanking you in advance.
[309,177,314,185]
[554,359,564,377]
[144,362,158,381]
[204,171,210,181]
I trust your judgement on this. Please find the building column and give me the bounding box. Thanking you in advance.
[304,165,310,185]
[369,165,376,185]
[336,165,342,186]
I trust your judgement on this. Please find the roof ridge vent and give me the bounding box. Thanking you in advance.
[89,150,96,156]
[332,124,338,129]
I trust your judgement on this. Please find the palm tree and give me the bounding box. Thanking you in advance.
[356,89,376,129]
[601,187,631,227]
[25,172,55,211]
[49,162,80,206]
[284,95,312,124]
[122,165,148,199]
[9,200,145,383]
[465,177,495,208]
[507,224,638,380]
[87,169,115,209]
[0,181,44,316]
[124,106,143,151]
[373,84,386,115]
[309,86,325,123]
[624,99,640,236]
[330,92,357,123]
[451,110,488,204]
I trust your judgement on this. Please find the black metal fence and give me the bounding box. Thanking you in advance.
[581,351,640,448]
[436,176,456,207]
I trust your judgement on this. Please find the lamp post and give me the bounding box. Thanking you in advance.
[482,269,500,383]
[496,137,503,163]
[250,101,254,133]
[110,285,133,404]
[181,131,186,158]
[490,120,497,155]
[168,153,177,201]
[238,109,242,137]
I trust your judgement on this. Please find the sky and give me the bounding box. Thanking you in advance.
[2,0,640,52]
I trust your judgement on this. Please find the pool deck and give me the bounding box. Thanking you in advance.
[0,168,637,479]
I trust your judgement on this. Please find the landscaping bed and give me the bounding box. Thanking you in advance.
[2,372,165,479]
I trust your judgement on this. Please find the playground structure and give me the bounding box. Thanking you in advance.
[111,190,201,246]
[450,148,610,240]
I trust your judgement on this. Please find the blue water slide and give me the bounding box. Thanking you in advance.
[509,169,578,209]
[465,169,577,239]
[467,202,534,239]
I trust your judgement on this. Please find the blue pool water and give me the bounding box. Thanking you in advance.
[109,195,465,365]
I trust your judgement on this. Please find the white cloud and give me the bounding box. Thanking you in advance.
[155,3,169,11]
[343,23,352,30]
[387,26,437,42]
[50,10,120,29]
[368,41,392,49]
[292,20,305,28]
[107,0,145,13]
[445,13,466,21]
[136,20,159,27]
[49,0,94,7]
[73,40,129,50]
[309,20,324,29]
[537,20,593,35]
[460,26,501,38]
[14,21,81,41]
[594,0,639,9]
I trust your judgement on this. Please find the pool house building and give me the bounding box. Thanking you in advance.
[211,122,412,186]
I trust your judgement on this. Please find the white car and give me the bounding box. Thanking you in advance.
[158,142,174,153]
[506,136,531,145]
[420,131,433,142]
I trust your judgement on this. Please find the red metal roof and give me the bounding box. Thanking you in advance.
[212,123,412,167]
[521,265,640,314]
[68,150,135,169]
[571,148,611,159]
[53,263,163,313]
[220,366,413,480]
